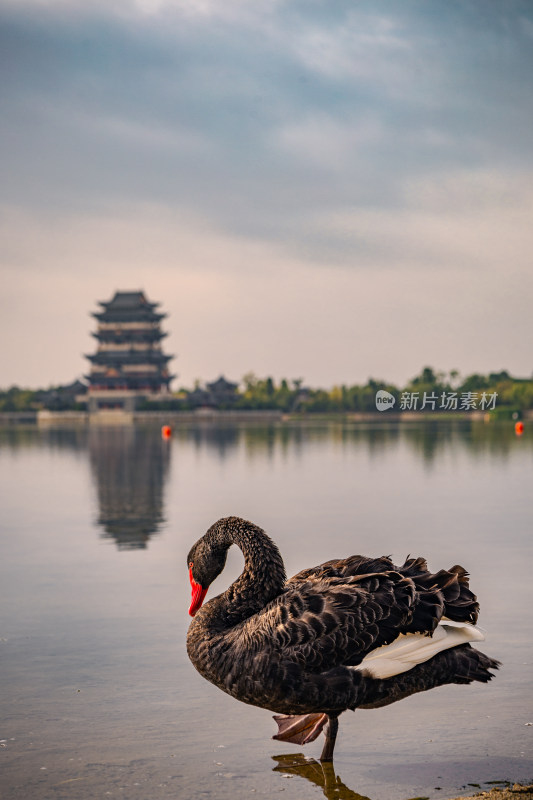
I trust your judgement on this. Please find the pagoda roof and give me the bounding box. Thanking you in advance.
[206,375,239,392]
[93,310,166,322]
[36,379,88,403]
[98,291,159,311]
[93,291,166,322]
[86,351,173,364]
[91,329,167,339]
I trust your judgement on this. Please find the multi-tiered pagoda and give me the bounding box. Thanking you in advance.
[85,291,175,412]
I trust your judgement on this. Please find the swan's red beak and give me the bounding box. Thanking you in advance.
[189,567,208,616]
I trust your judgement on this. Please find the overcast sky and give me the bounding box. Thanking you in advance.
[1,0,532,390]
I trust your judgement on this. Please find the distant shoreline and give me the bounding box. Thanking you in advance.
[1,409,531,426]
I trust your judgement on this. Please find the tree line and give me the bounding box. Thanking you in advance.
[1,367,530,414]
[170,368,531,413]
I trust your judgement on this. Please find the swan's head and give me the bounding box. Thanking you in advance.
[187,534,228,616]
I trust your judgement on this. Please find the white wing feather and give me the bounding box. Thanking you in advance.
[353,619,485,680]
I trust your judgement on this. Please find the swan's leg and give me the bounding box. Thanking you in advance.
[319,715,338,762]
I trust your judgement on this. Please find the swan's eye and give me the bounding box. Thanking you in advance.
[189,561,193,569]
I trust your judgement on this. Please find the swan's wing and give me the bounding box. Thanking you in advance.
[288,554,397,583]
[236,571,417,672]
[399,557,479,626]
[289,554,479,632]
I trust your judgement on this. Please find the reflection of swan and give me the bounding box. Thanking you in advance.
[272,753,372,800]
[186,517,499,761]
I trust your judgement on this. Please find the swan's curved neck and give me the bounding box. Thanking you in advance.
[207,518,286,628]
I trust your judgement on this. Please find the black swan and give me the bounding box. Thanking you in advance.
[186,516,499,761]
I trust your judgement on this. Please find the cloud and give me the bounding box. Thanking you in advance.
[1,0,532,386]
[315,168,533,270]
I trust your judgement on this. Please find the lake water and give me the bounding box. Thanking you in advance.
[1,420,532,800]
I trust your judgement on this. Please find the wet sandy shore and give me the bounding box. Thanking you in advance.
[450,786,533,800]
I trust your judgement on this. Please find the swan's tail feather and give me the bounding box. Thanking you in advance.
[359,644,500,710]
[456,649,501,683]
[272,713,328,745]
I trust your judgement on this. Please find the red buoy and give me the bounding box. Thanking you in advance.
[515,421,524,435]
[162,425,172,439]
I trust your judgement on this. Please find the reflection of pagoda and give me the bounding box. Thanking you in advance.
[85,290,175,412]
[88,427,170,549]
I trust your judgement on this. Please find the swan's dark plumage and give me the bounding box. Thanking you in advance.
[186,516,499,760]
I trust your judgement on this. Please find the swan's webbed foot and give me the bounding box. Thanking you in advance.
[272,713,329,745]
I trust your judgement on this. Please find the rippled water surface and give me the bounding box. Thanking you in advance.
[1,420,532,800]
